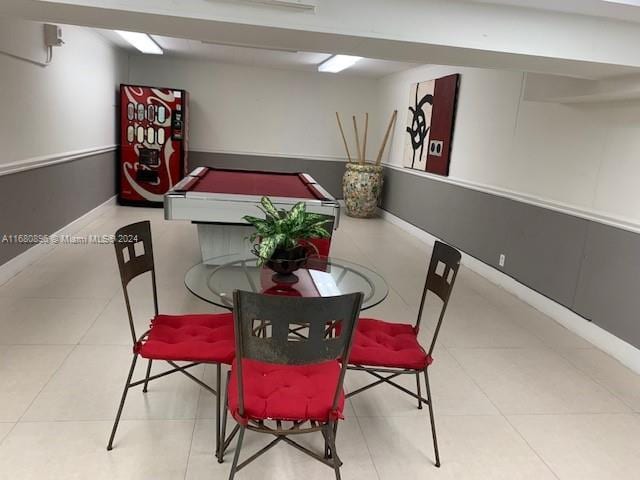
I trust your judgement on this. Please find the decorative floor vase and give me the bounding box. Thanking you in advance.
[342,163,384,218]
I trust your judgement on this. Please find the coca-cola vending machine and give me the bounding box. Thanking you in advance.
[118,84,189,206]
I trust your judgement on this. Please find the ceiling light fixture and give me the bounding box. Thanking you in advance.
[115,30,163,55]
[318,55,362,73]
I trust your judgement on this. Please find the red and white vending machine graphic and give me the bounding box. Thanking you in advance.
[118,84,189,206]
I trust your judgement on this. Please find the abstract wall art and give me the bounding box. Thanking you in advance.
[403,73,460,176]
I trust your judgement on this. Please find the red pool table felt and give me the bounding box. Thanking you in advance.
[188,168,327,200]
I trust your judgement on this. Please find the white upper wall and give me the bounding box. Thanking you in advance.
[378,64,640,225]
[127,52,640,225]
[128,55,380,161]
[0,22,127,166]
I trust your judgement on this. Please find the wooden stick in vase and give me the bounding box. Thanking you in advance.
[335,112,352,162]
[375,109,398,166]
[352,115,362,164]
[362,112,369,165]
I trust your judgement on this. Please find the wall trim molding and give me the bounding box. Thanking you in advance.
[383,162,640,236]
[379,207,640,375]
[0,196,117,286]
[190,147,347,164]
[0,145,117,177]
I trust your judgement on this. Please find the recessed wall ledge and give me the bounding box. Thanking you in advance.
[524,72,640,103]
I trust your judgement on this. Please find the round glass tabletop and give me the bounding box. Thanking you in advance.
[184,254,388,310]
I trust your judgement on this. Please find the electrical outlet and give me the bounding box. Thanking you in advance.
[499,254,506,267]
[429,140,444,157]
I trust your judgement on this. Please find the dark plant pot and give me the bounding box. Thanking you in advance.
[266,246,309,284]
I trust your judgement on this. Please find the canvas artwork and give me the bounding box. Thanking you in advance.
[403,74,460,176]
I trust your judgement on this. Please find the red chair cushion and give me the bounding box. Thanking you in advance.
[348,318,433,370]
[227,359,344,422]
[139,313,235,364]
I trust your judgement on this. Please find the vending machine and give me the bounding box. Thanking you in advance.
[118,84,189,206]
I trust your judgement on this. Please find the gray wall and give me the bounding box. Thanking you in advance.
[382,166,640,349]
[4,149,638,350]
[190,153,640,350]
[189,151,345,199]
[0,150,117,266]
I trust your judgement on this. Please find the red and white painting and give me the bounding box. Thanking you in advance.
[403,74,459,176]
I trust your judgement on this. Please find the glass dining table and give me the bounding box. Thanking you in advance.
[184,254,388,310]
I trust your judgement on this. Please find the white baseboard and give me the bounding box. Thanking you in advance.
[0,195,117,286]
[379,208,640,375]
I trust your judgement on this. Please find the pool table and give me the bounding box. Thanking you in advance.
[164,167,340,261]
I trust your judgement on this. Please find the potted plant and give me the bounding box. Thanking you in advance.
[243,196,331,283]
[336,110,397,218]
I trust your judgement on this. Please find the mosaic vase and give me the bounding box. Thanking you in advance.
[342,163,384,218]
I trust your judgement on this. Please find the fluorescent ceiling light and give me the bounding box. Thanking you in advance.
[115,30,163,55]
[602,0,640,5]
[318,55,362,73]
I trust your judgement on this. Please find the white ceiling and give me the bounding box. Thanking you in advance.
[98,30,418,78]
[6,0,640,79]
[471,0,640,23]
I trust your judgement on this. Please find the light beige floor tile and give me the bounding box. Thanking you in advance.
[0,345,72,422]
[359,415,556,479]
[560,348,640,412]
[0,261,120,299]
[186,417,379,480]
[480,293,593,349]
[347,348,498,417]
[22,345,203,421]
[360,288,416,324]
[3,201,640,479]
[0,420,193,480]
[0,424,14,444]
[80,280,223,346]
[80,290,155,346]
[510,306,593,350]
[422,290,545,348]
[325,234,370,266]
[195,364,230,420]
[0,297,108,344]
[460,268,523,309]
[509,413,640,480]
[451,347,629,414]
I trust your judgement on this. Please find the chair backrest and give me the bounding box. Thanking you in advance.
[233,290,363,419]
[415,241,461,355]
[113,220,159,345]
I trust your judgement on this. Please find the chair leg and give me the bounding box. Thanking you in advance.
[423,369,440,467]
[325,422,342,480]
[228,426,245,480]
[324,432,330,459]
[142,359,153,393]
[215,363,221,459]
[218,371,230,463]
[415,372,423,410]
[107,353,138,450]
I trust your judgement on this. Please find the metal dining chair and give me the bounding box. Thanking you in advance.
[345,240,461,467]
[220,290,363,480]
[107,220,235,460]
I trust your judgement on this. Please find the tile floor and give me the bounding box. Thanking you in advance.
[1,205,640,479]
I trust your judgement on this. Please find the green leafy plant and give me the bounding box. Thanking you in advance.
[243,196,331,266]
